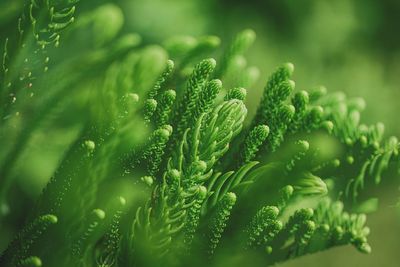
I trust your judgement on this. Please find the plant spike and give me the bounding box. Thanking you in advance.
[266,103,296,152]
[153,89,176,127]
[285,140,309,173]
[277,185,294,210]
[71,209,106,258]
[253,64,294,124]
[246,206,280,248]
[143,99,157,123]
[189,79,222,119]
[147,59,174,100]
[224,87,247,101]
[129,125,173,178]
[0,214,58,266]
[290,220,316,257]
[173,58,216,138]
[239,124,270,165]
[96,197,126,267]
[288,90,309,132]
[183,186,207,248]
[207,192,237,255]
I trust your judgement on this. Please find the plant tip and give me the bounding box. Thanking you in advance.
[93,209,106,220]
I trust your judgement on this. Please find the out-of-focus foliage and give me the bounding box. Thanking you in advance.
[0,1,399,267]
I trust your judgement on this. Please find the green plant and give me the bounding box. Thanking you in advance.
[0,2,399,267]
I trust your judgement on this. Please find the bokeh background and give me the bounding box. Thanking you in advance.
[1,0,399,266]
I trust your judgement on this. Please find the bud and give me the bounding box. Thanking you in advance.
[141,176,154,187]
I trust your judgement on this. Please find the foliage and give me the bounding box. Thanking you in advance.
[0,2,399,267]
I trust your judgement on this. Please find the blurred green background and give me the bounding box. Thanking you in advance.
[1,0,399,266]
